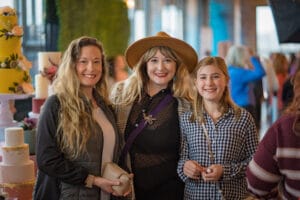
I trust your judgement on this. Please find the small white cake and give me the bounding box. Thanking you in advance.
[4,127,24,146]
[35,74,49,99]
[0,127,35,184]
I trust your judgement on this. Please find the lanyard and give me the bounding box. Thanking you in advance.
[201,122,215,164]
[201,122,225,200]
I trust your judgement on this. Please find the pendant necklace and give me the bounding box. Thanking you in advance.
[142,109,156,125]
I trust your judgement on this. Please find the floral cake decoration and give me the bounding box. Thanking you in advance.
[0,6,34,94]
[20,117,37,131]
[41,57,59,83]
[0,6,23,39]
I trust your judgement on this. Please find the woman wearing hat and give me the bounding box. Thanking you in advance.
[110,31,198,200]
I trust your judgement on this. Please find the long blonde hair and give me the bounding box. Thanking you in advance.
[111,46,194,105]
[190,56,241,123]
[52,36,109,159]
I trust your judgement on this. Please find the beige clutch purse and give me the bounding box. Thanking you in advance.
[102,162,132,196]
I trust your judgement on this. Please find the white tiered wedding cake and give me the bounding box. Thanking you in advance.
[30,51,61,118]
[0,127,35,183]
[0,127,35,199]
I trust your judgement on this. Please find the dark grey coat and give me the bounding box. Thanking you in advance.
[34,92,122,200]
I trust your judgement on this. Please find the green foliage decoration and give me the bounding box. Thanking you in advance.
[56,0,130,57]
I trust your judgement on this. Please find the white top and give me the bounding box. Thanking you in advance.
[93,107,115,200]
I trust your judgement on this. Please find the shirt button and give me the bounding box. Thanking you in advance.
[135,123,139,127]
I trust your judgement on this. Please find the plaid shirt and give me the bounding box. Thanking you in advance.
[178,107,258,200]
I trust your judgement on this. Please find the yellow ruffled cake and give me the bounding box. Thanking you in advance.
[0,6,33,94]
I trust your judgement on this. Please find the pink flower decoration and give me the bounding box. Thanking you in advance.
[41,57,59,83]
[11,26,23,36]
[18,56,32,70]
[20,117,37,130]
[21,82,34,93]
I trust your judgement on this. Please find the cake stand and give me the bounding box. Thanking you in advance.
[0,94,32,141]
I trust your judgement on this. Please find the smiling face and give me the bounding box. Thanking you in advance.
[146,50,177,94]
[195,64,227,104]
[76,45,102,94]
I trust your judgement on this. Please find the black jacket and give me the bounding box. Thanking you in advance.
[33,93,122,200]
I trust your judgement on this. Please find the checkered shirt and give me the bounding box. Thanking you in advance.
[177,107,259,200]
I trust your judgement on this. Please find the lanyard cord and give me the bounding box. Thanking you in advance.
[201,122,226,200]
[201,123,215,163]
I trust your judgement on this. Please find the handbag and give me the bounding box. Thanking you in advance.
[102,162,132,196]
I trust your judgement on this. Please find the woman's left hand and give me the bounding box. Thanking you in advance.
[93,176,121,195]
[201,164,223,182]
[122,173,134,197]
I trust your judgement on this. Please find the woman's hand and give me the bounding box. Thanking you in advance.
[183,160,206,179]
[93,176,121,196]
[201,164,223,182]
[122,173,134,197]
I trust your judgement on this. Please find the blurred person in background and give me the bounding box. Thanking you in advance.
[287,52,299,76]
[225,45,265,131]
[107,54,130,91]
[282,52,300,109]
[261,56,279,123]
[271,52,289,114]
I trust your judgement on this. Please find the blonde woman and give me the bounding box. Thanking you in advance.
[110,31,198,200]
[225,45,265,130]
[177,56,258,199]
[34,36,127,200]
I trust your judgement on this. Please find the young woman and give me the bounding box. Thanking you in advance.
[34,36,128,200]
[110,31,198,200]
[177,56,258,199]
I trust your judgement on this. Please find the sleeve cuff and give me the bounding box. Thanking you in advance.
[85,174,95,188]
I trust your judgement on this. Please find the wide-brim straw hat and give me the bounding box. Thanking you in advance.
[125,31,198,72]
